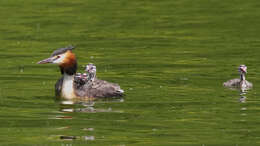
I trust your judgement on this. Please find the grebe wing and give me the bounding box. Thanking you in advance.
[55,76,64,97]
[223,78,240,87]
[87,79,124,98]
[74,75,87,89]
[245,80,253,88]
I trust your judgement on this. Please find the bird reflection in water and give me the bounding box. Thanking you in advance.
[51,98,123,142]
[60,135,95,141]
[239,88,248,103]
[59,98,124,113]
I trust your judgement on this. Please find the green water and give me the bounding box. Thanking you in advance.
[1,0,260,145]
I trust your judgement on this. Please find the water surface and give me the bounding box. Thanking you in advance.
[0,0,260,145]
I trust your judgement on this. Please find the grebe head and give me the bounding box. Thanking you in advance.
[38,46,77,75]
[85,63,96,81]
[239,65,247,74]
[38,46,75,65]
[85,63,96,74]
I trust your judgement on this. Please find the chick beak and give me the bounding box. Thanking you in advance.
[37,57,54,64]
[240,67,247,73]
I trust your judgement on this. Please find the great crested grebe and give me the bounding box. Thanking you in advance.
[37,46,124,99]
[223,65,253,90]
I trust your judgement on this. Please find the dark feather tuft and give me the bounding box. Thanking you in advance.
[51,46,75,57]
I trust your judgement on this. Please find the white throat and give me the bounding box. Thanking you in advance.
[240,73,246,81]
[61,73,76,99]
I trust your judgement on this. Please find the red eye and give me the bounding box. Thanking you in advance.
[57,56,60,58]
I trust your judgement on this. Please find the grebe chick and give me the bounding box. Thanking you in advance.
[77,63,124,98]
[223,65,253,90]
[37,46,124,99]
[85,63,96,82]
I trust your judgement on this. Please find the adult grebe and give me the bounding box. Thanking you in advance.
[223,65,253,90]
[37,46,124,99]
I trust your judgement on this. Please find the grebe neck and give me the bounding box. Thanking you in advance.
[59,62,77,75]
[240,72,246,81]
[61,73,76,99]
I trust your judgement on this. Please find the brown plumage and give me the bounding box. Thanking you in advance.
[38,46,124,99]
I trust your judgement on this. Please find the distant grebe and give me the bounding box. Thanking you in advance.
[223,65,253,89]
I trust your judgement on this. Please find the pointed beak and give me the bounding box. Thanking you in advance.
[240,67,247,73]
[37,57,54,64]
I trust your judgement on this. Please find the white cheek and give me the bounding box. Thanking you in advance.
[53,55,66,64]
[53,58,62,64]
